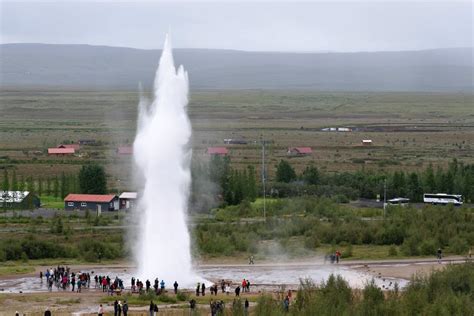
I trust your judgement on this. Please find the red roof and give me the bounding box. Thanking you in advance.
[58,144,80,150]
[64,194,116,203]
[207,147,229,155]
[289,147,312,154]
[117,146,133,155]
[48,148,75,154]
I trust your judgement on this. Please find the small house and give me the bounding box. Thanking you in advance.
[78,139,96,145]
[64,194,118,212]
[117,146,133,155]
[119,192,138,210]
[207,147,229,156]
[362,140,373,146]
[224,139,248,145]
[287,147,312,157]
[0,191,40,209]
[48,148,75,155]
[58,144,80,150]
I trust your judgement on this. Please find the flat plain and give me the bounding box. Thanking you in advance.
[1,89,473,191]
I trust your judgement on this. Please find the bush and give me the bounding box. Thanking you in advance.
[420,239,437,256]
[388,244,398,256]
[176,291,189,301]
[401,236,420,256]
[342,244,353,258]
[449,237,469,255]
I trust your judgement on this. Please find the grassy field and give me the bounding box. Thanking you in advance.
[0,90,473,192]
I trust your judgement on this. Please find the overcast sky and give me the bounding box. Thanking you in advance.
[1,1,472,52]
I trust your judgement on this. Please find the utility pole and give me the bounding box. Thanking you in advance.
[383,179,387,218]
[261,136,266,221]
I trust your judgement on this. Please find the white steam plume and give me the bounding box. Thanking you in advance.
[133,35,200,286]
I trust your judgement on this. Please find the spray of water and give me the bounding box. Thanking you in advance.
[133,35,199,287]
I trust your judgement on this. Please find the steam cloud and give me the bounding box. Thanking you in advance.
[133,35,199,286]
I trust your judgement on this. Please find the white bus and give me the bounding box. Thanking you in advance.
[423,193,463,206]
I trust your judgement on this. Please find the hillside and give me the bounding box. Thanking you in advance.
[0,44,472,91]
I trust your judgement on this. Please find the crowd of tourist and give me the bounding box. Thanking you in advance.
[36,268,290,315]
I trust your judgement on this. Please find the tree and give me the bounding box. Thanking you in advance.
[60,172,67,198]
[46,178,51,196]
[18,175,25,192]
[246,165,257,201]
[79,164,107,194]
[407,173,423,202]
[11,171,18,191]
[276,160,296,183]
[2,169,9,191]
[26,176,34,194]
[423,164,436,193]
[53,176,59,198]
[37,176,43,196]
[302,165,320,185]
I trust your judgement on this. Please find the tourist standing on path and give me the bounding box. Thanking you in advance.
[225,283,230,295]
[122,300,128,316]
[160,280,165,291]
[114,300,118,316]
[284,295,290,312]
[235,285,241,297]
[437,248,443,263]
[335,250,341,263]
[149,301,154,316]
[102,277,108,292]
[173,281,179,294]
[98,304,104,316]
[196,283,200,296]
[201,282,206,296]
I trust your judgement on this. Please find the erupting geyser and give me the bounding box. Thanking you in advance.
[133,35,198,286]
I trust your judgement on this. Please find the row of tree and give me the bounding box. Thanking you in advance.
[208,156,258,206]
[2,169,79,198]
[1,164,107,199]
[274,158,474,202]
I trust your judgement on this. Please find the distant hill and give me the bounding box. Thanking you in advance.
[0,44,472,91]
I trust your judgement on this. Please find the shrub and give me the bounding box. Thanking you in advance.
[420,239,437,256]
[388,244,398,256]
[176,291,189,301]
[449,237,469,255]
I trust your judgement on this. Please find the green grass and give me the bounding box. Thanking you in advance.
[39,195,64,209]
[0,265,35,276]
[100,291,259,307]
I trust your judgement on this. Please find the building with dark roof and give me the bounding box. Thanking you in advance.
[119,192,137,210]
[58,144,80,150]
[0,191,40,209]
[64,194,118,211]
